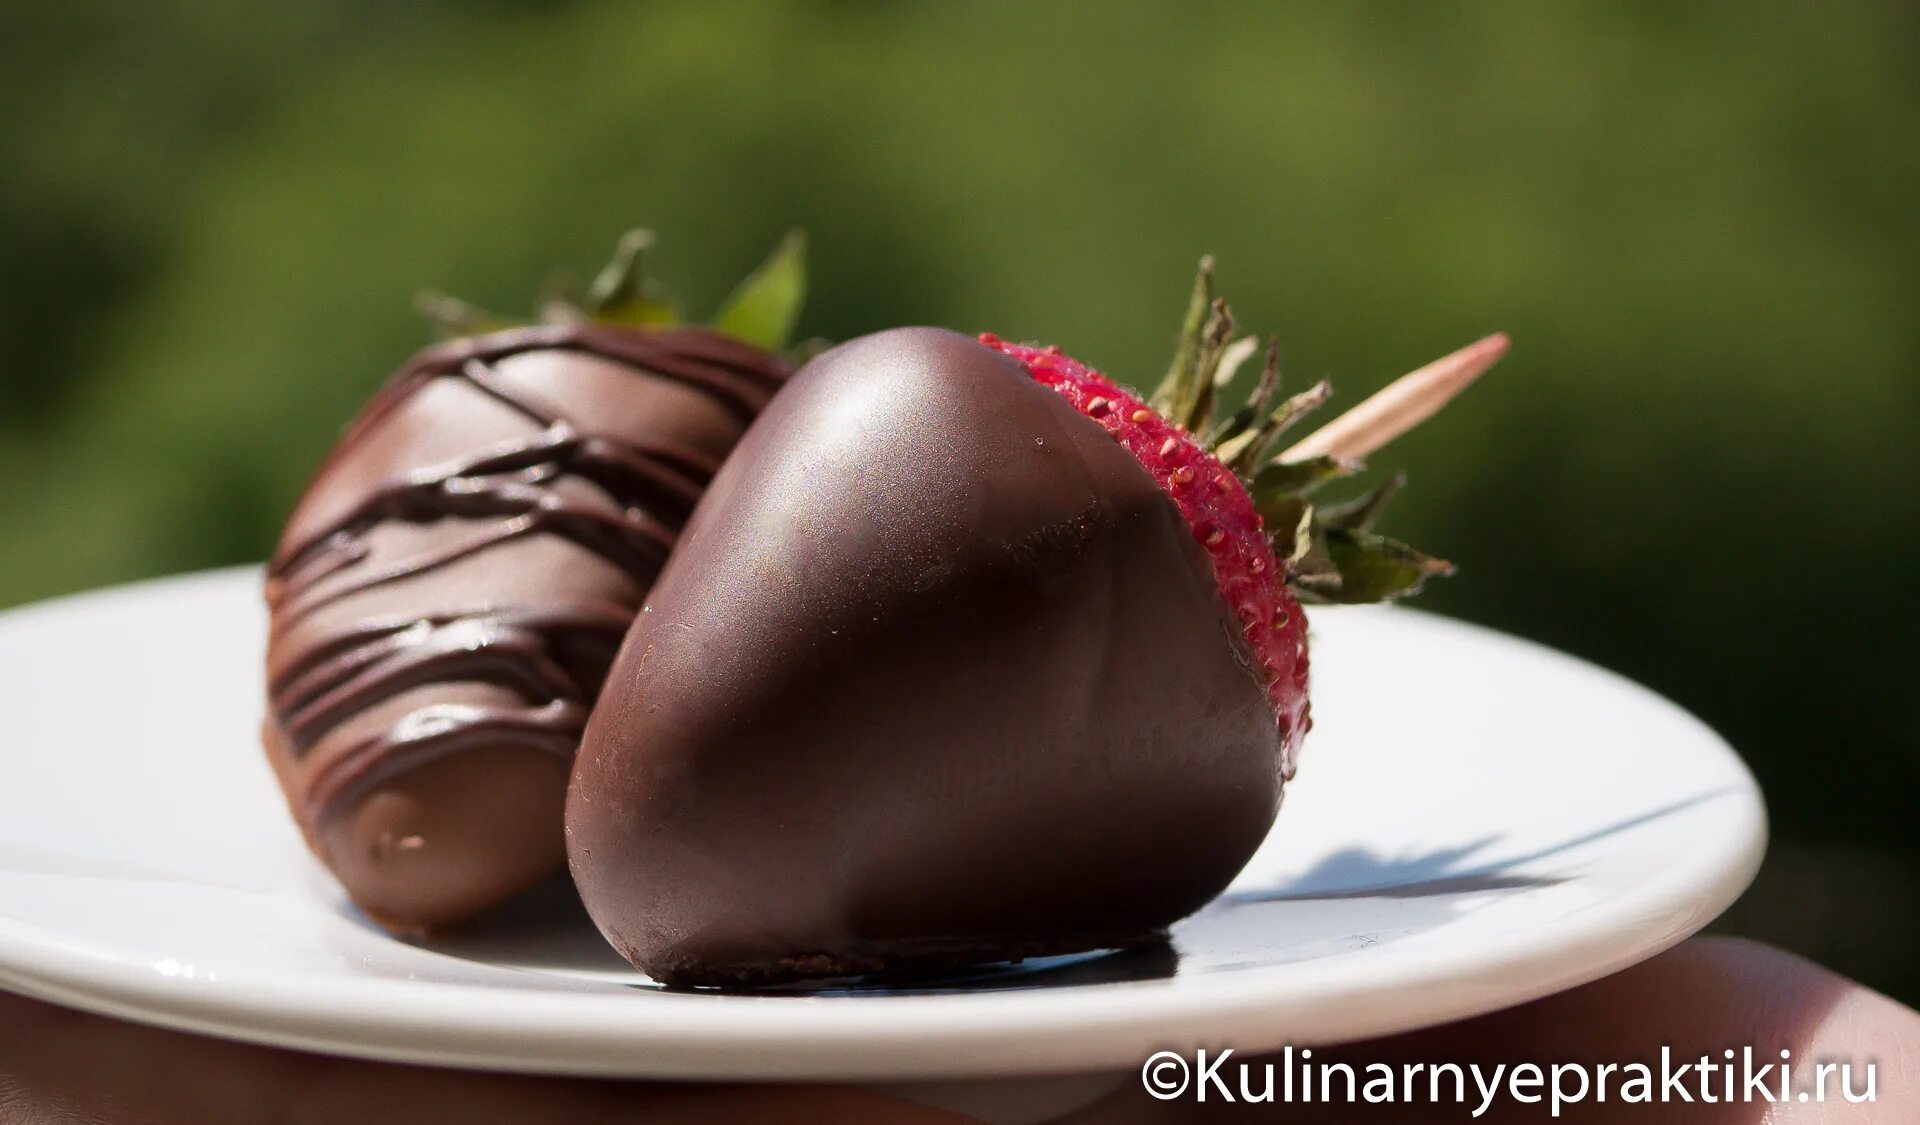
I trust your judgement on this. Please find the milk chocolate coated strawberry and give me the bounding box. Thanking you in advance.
[265,231,802,934]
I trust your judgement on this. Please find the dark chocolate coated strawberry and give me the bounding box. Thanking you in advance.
[566,263,1504,985]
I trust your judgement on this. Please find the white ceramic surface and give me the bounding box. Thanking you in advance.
[0,567,1765,1080]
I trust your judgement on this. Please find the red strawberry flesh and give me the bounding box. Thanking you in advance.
[979,334,1310,775]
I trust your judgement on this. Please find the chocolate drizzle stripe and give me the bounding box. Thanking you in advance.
[267,365,691,629]
[302,698,588,818]
[270,352,713,580]
[278,619,593,753]
[272,518,536,630]
[267,325,790,822]
[267,603,632,696]
[459,357,569,427]
[304,325,785,505]
[268,426,709,582]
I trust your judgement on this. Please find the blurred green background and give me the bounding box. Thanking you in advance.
[4,2,1915,1000]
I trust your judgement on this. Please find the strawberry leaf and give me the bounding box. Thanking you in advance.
[586,230,680,329]
[1151,257,1215,421]
[710,230,807,350]
[1309,526,1453,603]
[1248,454,1359,500]
[1315,471,1406,533]
[1259,494,1315,564]
[1232,379,1331,474]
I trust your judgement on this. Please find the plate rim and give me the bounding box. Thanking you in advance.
[0,567,1768,1080]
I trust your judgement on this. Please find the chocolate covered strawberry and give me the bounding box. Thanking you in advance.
[265,230,804,935]
[565,261,1506,986]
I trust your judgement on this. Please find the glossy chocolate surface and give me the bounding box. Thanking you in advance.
[264,324,787,933]
[567,327,1283,986]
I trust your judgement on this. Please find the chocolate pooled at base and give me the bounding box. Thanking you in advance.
[264,323,789,935]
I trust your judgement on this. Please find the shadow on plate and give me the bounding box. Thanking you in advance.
[342,789,1739,995]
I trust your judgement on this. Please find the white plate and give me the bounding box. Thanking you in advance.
[0,567,1764,1081]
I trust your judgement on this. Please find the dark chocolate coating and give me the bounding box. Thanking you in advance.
[264,324,788,934]
[566,327,1283,986]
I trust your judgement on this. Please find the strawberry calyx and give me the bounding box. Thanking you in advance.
[983,259,1470,771]
[414,229,810,354]
[1153,258,1457,605]
[1007,258,1456,609]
